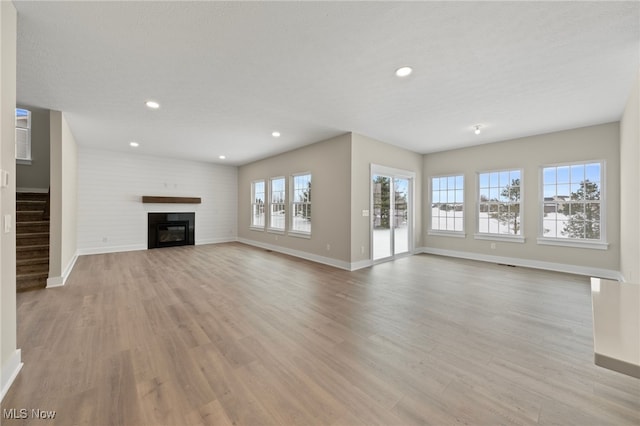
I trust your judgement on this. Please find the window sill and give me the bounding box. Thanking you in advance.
[16,159,32,166]
[267,228,285,235]
[537,237,608,250]
[474,233,525,243]
[288,231,311,239]
[428,230,466,239]
[249,226,265,232]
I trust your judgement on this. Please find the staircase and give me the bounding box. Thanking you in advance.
[16,191,50,291]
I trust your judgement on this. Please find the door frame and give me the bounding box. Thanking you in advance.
[370,164,416,263]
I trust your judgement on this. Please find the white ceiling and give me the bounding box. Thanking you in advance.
[14,1,640,166]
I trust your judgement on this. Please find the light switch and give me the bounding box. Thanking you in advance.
[362,209,370,217]
[0,170,8,188]
[4,214,11,233]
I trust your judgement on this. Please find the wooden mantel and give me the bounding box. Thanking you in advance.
[142,196,201,204]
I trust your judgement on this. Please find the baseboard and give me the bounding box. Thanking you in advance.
[350,259,373,271]
[16,187,48,193]
[595,353,640,379]
[237,238,353,271]
[46,251,79,288]
[1,349,23,402]
[196,237,237,245]
[76,244,146,256]
[418,247,621,280]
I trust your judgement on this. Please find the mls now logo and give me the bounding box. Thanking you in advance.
[3,408,56,419]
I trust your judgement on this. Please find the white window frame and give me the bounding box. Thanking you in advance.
[16,108,32,165]
[475,168,525,243]
[250,179,266,230]
[537,160,608,250]
[428,173,465,238]
[289,172,312,238]
[268,176,286,234]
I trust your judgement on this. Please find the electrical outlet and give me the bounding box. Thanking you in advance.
[326,244,331,251]
[490,243,496,249]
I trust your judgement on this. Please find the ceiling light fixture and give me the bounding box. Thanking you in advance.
[129,141,139,147]
[219,155,226,160]
[395,66,413,77]
[145,100,160,109]
[272,131,281,138]
[474,125,482,135]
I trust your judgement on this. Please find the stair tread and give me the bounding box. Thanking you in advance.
[17,257,49,264]
[17,244,49,250]
[17,271,49,279]
[17,232,50,237]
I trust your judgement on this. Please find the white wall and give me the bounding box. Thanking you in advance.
[47,112,78,287]
[47,111,78,287]
[620,69,640,283]
[77,147,237,254]
[423,123,621,279]
[0,0,21,402]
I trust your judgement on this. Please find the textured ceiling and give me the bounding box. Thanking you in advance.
[14,1,640,165]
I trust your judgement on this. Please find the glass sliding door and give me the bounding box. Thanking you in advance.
[371,166,414,262]
[393,178,409,255]
[373,175,392,260]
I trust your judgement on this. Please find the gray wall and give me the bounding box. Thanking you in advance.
[238,132,424,268]
[423,122,620,275]
[16,105,50,191]
[350,133,423,263]
[620,70,640,283]
[238,134,352,264]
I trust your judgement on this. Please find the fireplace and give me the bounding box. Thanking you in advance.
[148,212,195,249]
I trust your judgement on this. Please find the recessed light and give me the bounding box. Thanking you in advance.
[272,131,281,138]
[219,155,226,160]
[145,100,160,109]
[129,141,139,147]
[474,124,482,135]
[395,66,413,77]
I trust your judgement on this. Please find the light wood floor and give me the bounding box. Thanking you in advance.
[2,243,639,425]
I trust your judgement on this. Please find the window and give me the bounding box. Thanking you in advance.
[15,108,31,164]
[291,173,311,235]
[477,169,522,241]
[269,177,286,231]
[540,161,606,249]
[251,180,265,228]
[430,174,464,234]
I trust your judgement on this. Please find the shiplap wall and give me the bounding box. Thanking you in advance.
[77,147,237,254]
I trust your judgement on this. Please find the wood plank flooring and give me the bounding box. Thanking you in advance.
[2,242,639,425]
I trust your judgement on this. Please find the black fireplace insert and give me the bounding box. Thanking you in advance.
[148,212,195,249]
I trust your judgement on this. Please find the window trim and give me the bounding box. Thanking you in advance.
[15,108,32,164]
[537,159,606,249]
[428,173,466,238]
[250,179,266,231]
[475,168,524,241]
[289,171,312,236]
[268,176,286,233]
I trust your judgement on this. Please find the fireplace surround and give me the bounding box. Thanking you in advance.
[148,212,195,249]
